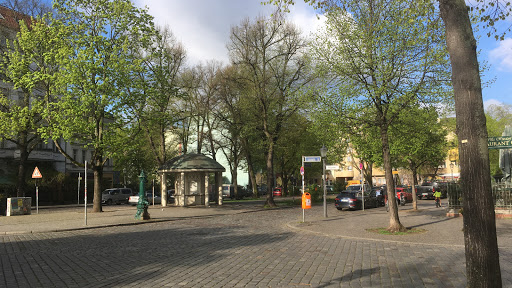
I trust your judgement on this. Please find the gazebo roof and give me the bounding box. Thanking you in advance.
[159,153,226,173]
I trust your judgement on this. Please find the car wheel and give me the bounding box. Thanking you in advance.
[336,207,342,210]
[374,201,378,208]
[106,199,112,205]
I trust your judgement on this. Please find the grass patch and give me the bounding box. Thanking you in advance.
[366,227,427,235]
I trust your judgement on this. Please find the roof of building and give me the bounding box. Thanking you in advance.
[0,6,32,31]
[159,153,225,173]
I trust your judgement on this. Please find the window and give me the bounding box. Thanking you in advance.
[73,149,78,160]
[347,166,353,171]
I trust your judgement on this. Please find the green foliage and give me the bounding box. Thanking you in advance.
[334,179,347,192]
[389,105,448,181]
[307,184,321,202]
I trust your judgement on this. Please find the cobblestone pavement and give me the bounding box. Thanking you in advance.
[1,203,511,287]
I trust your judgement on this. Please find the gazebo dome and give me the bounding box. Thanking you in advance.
[159,153,225,173]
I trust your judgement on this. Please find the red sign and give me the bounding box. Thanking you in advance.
[300,166,304,176]
[32,166,42,179]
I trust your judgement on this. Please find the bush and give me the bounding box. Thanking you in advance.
[334,180,347,192]
[307,184,321,202]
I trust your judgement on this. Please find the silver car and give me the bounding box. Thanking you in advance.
[101,188,133,205]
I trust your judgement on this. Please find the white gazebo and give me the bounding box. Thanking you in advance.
[158,153,225,207]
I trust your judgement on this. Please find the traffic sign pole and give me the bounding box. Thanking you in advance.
[302,156,305,223]
[31,166,43,214]
[36,179,38,214]
[78,173,81,205]
[84,161,87,226]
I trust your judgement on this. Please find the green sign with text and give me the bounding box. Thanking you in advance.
[488,136,512,149]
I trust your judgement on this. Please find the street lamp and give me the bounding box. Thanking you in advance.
[320,145,328,218]
[450,162,454,182]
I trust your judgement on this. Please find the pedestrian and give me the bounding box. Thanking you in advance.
[433,187,442,208]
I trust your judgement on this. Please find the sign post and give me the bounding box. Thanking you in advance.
[31,166,42,214]
[359,163,364,211]
[301,156,321,222]
[77,173,82,205]
[84,161,87,226]
[301,157,305,222]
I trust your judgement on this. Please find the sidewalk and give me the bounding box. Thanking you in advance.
[0,202,266,234]
[1,200,512,250]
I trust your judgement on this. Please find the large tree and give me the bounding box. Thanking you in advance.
[129,25,186,168]
[228,12,313,206]
[43,0,155,212]
[310,0,450,232]
[439,0,503,285]
[390,105,447,210]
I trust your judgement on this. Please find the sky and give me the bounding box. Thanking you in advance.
[134,0,511,109]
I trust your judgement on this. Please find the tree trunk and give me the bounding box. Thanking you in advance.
[439,0,502,286]
[242,138,258,197]
[16,145,28,197]
[409,160,419,211]
[380,123,405,232]
[265,141,276,207]
[92,162,103,212]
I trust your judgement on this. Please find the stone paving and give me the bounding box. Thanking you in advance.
[0,200,511,287]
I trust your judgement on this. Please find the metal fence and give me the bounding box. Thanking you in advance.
[446,181,512,210]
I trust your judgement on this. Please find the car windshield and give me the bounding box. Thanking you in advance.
[102,190,114,195]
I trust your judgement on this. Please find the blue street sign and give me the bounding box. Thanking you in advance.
[303,156,321,162]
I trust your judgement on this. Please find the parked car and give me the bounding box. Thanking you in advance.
[273,187,283,197]
[222,184,235,199]
[416,185,435,200]
[334,190,379,210]
[345,184,372,193]
[257,184,268,196]
[372,186,386,206]
[102,188,133,205]
[395,187,413,203]
[129,191,162,206]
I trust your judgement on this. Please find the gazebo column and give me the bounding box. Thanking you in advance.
[204,173,209,206]
[161,173,167,207]
[217,171,223,205]
[181,172,186,207]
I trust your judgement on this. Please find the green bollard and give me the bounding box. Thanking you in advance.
[135,170,150,220]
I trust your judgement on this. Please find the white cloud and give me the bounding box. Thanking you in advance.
[484,99,504,110]
[489,38,512,71]
[135,0,320,66]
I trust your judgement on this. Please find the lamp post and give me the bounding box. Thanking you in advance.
[450,162,454,182]
[320,145,328,218]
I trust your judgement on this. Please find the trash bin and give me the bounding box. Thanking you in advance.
[302,192,312,209]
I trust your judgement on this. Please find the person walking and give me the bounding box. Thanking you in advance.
[433,187,442,208]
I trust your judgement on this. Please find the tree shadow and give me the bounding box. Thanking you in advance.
[316,267,380,288]
[0,224,292,287]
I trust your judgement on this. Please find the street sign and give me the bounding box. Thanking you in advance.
[303,156,321,162]
[488,136,512,149]
[300,166,304,176]
[326,165,340,170]
[32,166,42,179]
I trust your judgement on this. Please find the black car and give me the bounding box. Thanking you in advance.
[334,191,379,210]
